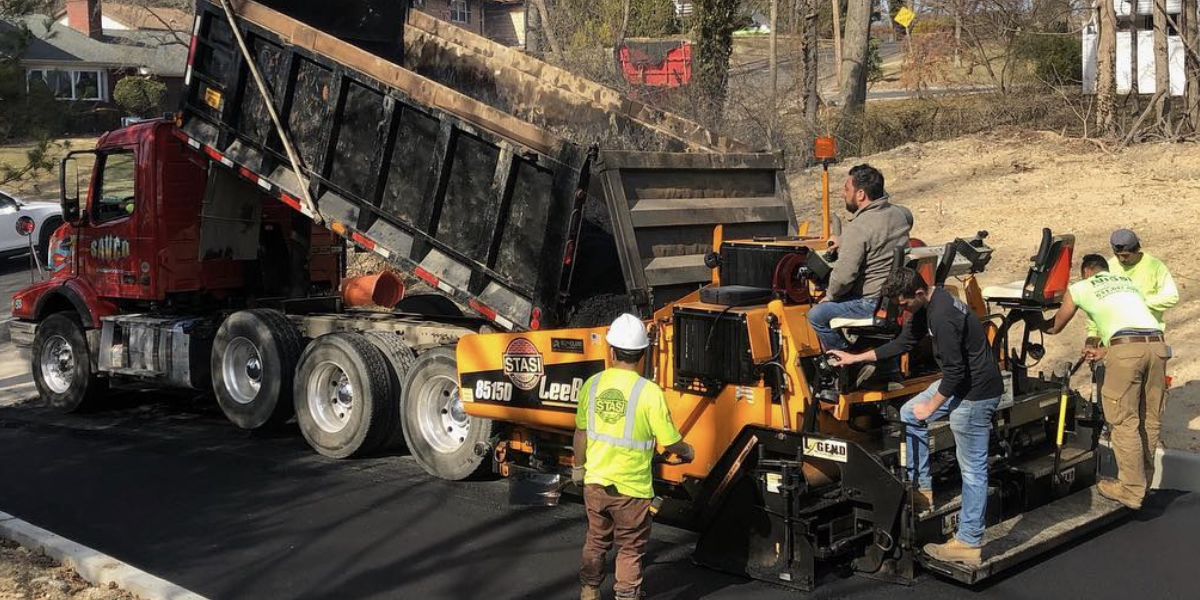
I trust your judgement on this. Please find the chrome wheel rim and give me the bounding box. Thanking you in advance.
[40,335,74,395]
[308,361,354,433]
[222,337,263,405]
[417,374,469,453]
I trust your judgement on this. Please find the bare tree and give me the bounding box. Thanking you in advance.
[838,0,871,112]
[1095,0,1117,135]
[1151,0,1171,132]
[1185,0,1200,132]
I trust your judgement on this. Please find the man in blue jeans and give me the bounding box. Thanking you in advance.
[809,164,911,356]
[829,267,1003,565]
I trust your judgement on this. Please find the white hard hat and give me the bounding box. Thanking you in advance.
[606,313,650,351]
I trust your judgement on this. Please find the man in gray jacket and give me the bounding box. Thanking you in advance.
[808,164,912,351]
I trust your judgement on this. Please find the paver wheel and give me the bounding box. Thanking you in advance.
[402,347,492,480]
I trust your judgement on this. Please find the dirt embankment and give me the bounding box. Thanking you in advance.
[792,129,1200,452]
[0,539,133,600]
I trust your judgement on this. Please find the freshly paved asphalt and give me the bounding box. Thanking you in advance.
[0,389,1196,600]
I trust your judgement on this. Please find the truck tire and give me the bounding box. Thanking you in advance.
[402,347,493,480]
[568,294,636,328]
[31,313,106,412]
[294,332,396,459]
[211,309,301,429]
[363,330,417,449]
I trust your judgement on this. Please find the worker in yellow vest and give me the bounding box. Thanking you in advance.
[573,313,694,600]
[1084,229,1179,345]
[1039,254,1169,510]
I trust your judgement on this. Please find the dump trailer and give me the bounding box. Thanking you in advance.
[456,217,1130,588]
[10,0,793,467]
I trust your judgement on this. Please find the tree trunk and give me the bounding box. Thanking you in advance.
[832,0,844,91]
[1096,0,1118,135]
[1184,0,1200,132]
[800,0,820,123]
[1152,0,1173,133]
[838,0,871,112]
[693,0,740,125]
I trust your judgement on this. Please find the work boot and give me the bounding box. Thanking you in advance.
[1097,478,1142,510]
[580,584,602,600]
[911,489,934,515]
[923,538,982,566]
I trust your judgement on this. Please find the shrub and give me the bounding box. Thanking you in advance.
[1016,34,1082,86]
[113,76,168,117]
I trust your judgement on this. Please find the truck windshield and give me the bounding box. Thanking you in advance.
[94,151,137,223]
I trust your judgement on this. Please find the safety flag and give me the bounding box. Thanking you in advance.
[894,6,916,29]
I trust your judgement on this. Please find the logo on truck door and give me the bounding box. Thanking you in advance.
[89,235,130,262]
[503,338,544,391]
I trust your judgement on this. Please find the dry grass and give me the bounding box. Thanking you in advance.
[0,138,98,201]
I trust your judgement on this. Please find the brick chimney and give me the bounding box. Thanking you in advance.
[66,0,104,40]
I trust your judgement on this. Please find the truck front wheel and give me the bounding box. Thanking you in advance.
[32,313,106,411]
[294,333,395,459]
[211,309,301,429]
[402,347,493,481]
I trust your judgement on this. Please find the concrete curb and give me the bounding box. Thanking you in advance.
[1097,443,1200,493]
[0,511,209,600]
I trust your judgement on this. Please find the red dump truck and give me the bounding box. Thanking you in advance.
[10,0,793,467]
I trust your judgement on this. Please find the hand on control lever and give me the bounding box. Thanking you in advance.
[571,466,586,486]
[827,350,856,366]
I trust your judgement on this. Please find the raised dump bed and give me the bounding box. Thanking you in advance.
[180,0,793,331]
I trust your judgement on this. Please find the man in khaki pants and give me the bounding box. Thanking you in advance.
[1040,254,1169,509]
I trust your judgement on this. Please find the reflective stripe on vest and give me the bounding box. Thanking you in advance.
[585,375,655,451]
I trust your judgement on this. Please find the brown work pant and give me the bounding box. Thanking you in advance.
[1101,341,1169,503]
[580,484,652,599]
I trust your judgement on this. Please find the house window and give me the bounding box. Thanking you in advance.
[26,69,107,101]
[449,0,470,23]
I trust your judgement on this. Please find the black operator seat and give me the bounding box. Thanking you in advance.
[982,228,1075,310]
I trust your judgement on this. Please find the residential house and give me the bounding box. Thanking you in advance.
[415,0,528,47]
[1082,0,1188,95]
[10,0,188,122]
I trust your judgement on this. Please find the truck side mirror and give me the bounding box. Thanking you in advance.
[60,156,83,224]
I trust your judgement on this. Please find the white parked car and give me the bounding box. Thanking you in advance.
[0,189,64,266]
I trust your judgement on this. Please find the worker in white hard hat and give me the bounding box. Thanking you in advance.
[574,313,694,600]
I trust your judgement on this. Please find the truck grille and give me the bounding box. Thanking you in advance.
[674,308,758,395]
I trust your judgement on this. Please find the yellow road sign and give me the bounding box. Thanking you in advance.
[894,6,916,29]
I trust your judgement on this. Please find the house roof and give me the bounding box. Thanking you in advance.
[15,14,188,76]
[52,3,194,32]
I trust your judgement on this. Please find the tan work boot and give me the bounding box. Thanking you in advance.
[911,489,934,515]
[580,584,602,600]
[923,538,982,566]
[1097,478,1142,510]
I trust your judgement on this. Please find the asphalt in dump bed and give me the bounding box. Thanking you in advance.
[0,394,1195,600]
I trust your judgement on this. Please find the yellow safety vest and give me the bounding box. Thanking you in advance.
[575,369,681,499]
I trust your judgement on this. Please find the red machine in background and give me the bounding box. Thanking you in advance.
[616,39,692,94]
